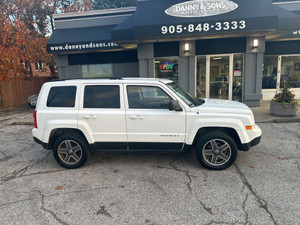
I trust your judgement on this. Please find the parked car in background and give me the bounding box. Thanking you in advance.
[27,94,38,108]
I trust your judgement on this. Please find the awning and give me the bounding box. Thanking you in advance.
[132,0,300,39]
[112,13,136,42]
[47,25,121,53]
[268,29,300,41]
[275,6,300,31]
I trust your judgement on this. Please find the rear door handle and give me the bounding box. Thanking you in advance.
[83,115,97,119]
[130,115,144,120]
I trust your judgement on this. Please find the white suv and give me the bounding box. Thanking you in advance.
[32,78,262,170]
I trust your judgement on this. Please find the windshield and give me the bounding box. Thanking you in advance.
[167,82,202,107]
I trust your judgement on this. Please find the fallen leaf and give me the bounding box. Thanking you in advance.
[250,165,256,169]
[55,186,63,190]
[113,170,119,173]
[2,171,8,174]
[278,157,286,160]
[51,170,57,173]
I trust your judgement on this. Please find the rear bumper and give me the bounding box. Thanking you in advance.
[241,135,262,151]
[33,137,50,150]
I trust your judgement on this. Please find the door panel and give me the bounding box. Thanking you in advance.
[125,85,186,150]
[78,84,127,150]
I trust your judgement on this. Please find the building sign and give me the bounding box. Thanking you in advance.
[234,70,241,77]
[165,0,239,18]
[160,63,174,72]
[48,41,119,53]
[161,20,246,35]
[134,0,280,39]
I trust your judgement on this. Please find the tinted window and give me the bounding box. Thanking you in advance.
[84,85,120,108]
[47,86,76,107]
[127,86,172,109]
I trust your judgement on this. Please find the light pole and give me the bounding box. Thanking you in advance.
[62,0,70,13]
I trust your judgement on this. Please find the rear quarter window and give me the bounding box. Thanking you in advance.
[47,86,77,107]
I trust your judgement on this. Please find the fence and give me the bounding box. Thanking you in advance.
[0,77,51,108]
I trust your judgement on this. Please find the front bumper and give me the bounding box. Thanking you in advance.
[241,135,262,151]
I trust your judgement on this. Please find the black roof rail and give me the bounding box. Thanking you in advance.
[51,77,123,82]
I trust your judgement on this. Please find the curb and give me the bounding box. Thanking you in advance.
[257,118,300,123]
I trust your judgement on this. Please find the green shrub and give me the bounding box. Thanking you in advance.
[273,82,298,106]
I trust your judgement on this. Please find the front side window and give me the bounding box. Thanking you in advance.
[84,85,120,108]
[47,86,76,108]
[127,86,172,109]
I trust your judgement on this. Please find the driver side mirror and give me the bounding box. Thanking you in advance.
[169,100,183,111]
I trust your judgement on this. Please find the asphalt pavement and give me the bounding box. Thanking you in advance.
[0,104,299,225]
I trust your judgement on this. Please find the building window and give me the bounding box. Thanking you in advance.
[263,55,300,89]
[82,64,112,78]
[281,56,300,88]
[233,54,243,101]
[155,57,179,83]
[35,61,44,71]
[196,56,206,98]
[263,56,278,89]
[84,85,120,108]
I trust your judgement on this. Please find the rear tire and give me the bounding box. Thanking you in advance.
[53,133,90,169]
[195,131,237,170]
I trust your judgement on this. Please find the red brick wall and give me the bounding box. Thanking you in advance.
[0,77,51,108]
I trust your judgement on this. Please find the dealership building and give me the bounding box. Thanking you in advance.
[47,0,300,106]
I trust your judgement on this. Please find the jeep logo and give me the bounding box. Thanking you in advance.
[165,0,239,18]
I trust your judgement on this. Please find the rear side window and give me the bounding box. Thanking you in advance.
[84,85,120,108]
[47,86,76,107]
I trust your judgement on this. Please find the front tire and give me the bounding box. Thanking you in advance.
[53,133,90,169]
[195,131,237,170]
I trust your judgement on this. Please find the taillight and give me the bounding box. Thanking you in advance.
[33,110,37,128]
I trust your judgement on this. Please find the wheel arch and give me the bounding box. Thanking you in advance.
[192,127,243,150]
[48,128,90,150]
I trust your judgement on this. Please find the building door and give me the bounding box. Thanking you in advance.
[206,55,233,100]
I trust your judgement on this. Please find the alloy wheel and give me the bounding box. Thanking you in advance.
[57,140,83,165]
[202,139,232,166]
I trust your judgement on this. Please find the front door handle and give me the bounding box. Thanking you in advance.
[130,115,144,120]
[83,115,97,119]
